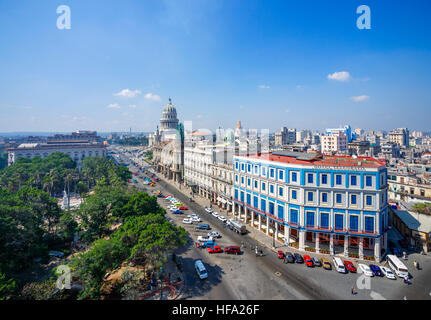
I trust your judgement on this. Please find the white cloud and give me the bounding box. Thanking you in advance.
[196,114,203,119]
[129,104,137,109]
[258,85,270,89]
[285,109,290,113]
[328,71,351,82]
[144,93,161,101]
[239,105,245,110]
[107,103,120,109]
[350,95,370,102]
[114,89,142,98]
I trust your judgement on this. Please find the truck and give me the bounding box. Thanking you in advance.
[227,219,246,235]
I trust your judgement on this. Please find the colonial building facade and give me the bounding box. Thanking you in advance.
[232,151,389,262]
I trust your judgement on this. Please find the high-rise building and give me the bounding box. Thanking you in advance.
[388,128,409,147]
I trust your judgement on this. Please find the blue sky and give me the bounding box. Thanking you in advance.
[0,0,430,133]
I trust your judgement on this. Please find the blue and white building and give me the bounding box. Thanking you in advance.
[232,151,389,261]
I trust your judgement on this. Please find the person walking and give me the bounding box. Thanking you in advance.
[351,286,355,295]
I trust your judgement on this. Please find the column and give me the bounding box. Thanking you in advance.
[374,237,381,262]
[275,223,278,242]
[344,235,349,257]
[329,234,334,255]
[266,217,269,236]
[315,232,320,254]
[299,230,305,251]
[258,214,262,231]
[359,237,364,260]
[251,211,255,228]
[232,203,236,216]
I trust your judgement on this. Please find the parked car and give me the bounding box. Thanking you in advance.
[294,253,304,263]
[380,266,396,280]
[182,218,193,224]
[284,252,295,263]
[196,224,211,230]
[203,241,218,248]
[358,264,374,277]
[343,260,357,273]
[320,258,332,270]
[179,206,188,210]
[208,245,223,254]
[197,235,213,242]
[172,210,183,214]
[211,212,219,218]
[312,257,321,267]
[205,207,213,213]
[303,255,314,267]
[218,216,227,223]
[277,251,284,259]
[208,231,221,238]
[369,264,383,277]
[191,217,201,222]
[224,246,241,255]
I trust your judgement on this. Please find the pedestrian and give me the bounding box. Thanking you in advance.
[351,286,355,295]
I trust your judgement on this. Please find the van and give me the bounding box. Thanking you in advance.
[333,257,346,273]
[194,259,208,280]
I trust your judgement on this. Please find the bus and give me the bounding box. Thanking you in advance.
[227,219,246,235]
[386,254,409,278]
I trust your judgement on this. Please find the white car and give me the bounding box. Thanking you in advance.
[191,217,201,223]
[205,207,213,213]
[197,235,213,242]
[208,231,221,238]
[182,218,193,224]
[380,266,396,280]
[143,181,149,185]
[212,212,219,218]
[218,216,227,223]
[358,264,374,277]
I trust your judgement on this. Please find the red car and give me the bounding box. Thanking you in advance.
[208,245,223,254]
[277,251,284,259]
[343,260,357,272]
[179,206,188,210]
[303,255,314,267]
[224,246,241,255]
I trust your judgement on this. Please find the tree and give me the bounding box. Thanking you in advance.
[0,271,17,300]
[112,214,188,269]
[71,238,130,299]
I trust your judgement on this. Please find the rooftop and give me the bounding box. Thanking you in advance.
[238,152,385,168]
[393,209,431,233]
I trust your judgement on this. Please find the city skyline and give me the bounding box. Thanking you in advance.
[0,0,430,132]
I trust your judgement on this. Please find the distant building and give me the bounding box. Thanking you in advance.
[321,132,348,154]
[7,131,106,167]
[348,140,371,156]
[388,128,409,147]
[326,125,353,142]
[275,127,296,146]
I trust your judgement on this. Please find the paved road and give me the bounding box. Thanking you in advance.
[115,147,431,300]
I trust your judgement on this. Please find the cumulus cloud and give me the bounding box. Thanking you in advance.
[328,71,351,82]
[350,95,370,102]
[144,93,161,101]
[114,89,142,98]
[258,85,270,89]
[107,103,120,109]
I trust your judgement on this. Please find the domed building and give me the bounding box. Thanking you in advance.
[150,98,184,183]
[160,98,179,132]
